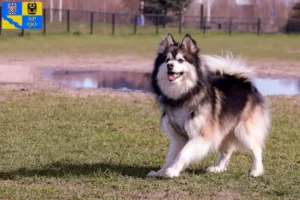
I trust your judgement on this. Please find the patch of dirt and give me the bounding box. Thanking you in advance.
[249,60,300,78]
[0,64,33,84]
[287,49,300,54]
[0,55,299,97]
[207,191,241,200]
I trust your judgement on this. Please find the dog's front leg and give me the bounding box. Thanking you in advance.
[162,136,212,178]
[147,115,187,177]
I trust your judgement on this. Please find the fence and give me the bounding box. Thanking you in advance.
[0,8,299,37]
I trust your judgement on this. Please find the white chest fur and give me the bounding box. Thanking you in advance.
[166,104,211,139]
[167,106,191,132]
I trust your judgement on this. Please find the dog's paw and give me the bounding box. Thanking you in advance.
[164,168,180,178]
[147,171,160,177]
[206,166,227,173]
[147,168,180,178]
[250,169,264,177]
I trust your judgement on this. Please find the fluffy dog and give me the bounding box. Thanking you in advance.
[148,34,270,178]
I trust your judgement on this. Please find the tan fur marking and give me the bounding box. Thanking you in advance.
[213,88,222,123]
[245,106,262,134]
[200,118,215,140]
[241,99,253,121]
[244,105,266,147]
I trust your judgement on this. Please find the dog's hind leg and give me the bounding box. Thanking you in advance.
[147,116,187,177]
[207,133,236,173]
[235,107,269,177]
[235,124,265,177]
[162,136,211,178]
[249,146,264,177]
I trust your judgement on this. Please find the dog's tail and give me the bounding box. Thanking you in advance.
[200,52,254,80]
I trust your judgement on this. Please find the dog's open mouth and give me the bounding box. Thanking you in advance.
[167,71,184,81]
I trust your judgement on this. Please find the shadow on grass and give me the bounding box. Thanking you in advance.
[0,162,158,179]
[0,162,208,180]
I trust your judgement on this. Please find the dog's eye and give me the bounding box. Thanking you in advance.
[178,59,184,63]
[165,58,170,63]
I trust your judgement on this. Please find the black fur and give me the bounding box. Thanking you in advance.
[210,73,265,126]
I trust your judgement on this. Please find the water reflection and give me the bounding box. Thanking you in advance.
[44,69,300,96]
[46,70,152,93]
[253,77,300,96]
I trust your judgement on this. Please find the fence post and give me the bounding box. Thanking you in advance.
[20,29,24,37]
[43,8,46,35]
[162,15,166,28]
[90,11,94,35]
[228,17,232,35]
[286,19,290,34]
[179,14,182,35]
[0,7,2,36]
[202,17,206,35]
[156,15,159,34]
[200,4,204,29]
[112,13,115,35]
[67,10,70,33]
[133,15,138,34]
[257,18,261,36]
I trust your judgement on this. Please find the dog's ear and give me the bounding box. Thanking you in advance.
[157,33,176,54]
[181,34,199,54]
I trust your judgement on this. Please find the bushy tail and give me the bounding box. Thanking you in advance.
[200,52,254,80]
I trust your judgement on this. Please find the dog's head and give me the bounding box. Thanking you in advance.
[151,34,204,101]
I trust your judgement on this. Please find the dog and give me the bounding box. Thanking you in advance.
[147,34,270,178]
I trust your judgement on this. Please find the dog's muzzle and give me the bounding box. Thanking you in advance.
[167,71,184,81]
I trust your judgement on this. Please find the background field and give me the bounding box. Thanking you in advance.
[0,33,300,61]
[0,33,299,199]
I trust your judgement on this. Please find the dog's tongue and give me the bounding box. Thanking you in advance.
[168,73,177,81]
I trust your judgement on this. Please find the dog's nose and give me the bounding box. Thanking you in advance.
[167,63,173,70]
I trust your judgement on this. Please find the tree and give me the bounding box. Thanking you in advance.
[144,0,191,15]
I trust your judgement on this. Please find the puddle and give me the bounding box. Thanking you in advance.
[254,76,300,96]
[44,69,300,96]
[44,69,152,93]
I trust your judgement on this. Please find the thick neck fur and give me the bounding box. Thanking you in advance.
[152,54,211,109]
[151,34,212,110]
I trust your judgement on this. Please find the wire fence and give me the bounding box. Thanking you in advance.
[0,8,299,37]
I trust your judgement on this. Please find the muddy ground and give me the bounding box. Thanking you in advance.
[0,55,299,97]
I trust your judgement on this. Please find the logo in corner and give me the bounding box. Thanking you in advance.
[27,3,37,15]
[1,2,43,30]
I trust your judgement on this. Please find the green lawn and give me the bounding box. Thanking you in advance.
[0,28,299,199]
[0,92,299,199]
[0,32,300,61]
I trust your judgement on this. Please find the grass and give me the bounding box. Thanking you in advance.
[0,91,299,199]
[0,30,300,61]
[0,22,299,199]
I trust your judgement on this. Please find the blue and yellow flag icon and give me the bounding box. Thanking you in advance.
[2,2,43,29]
